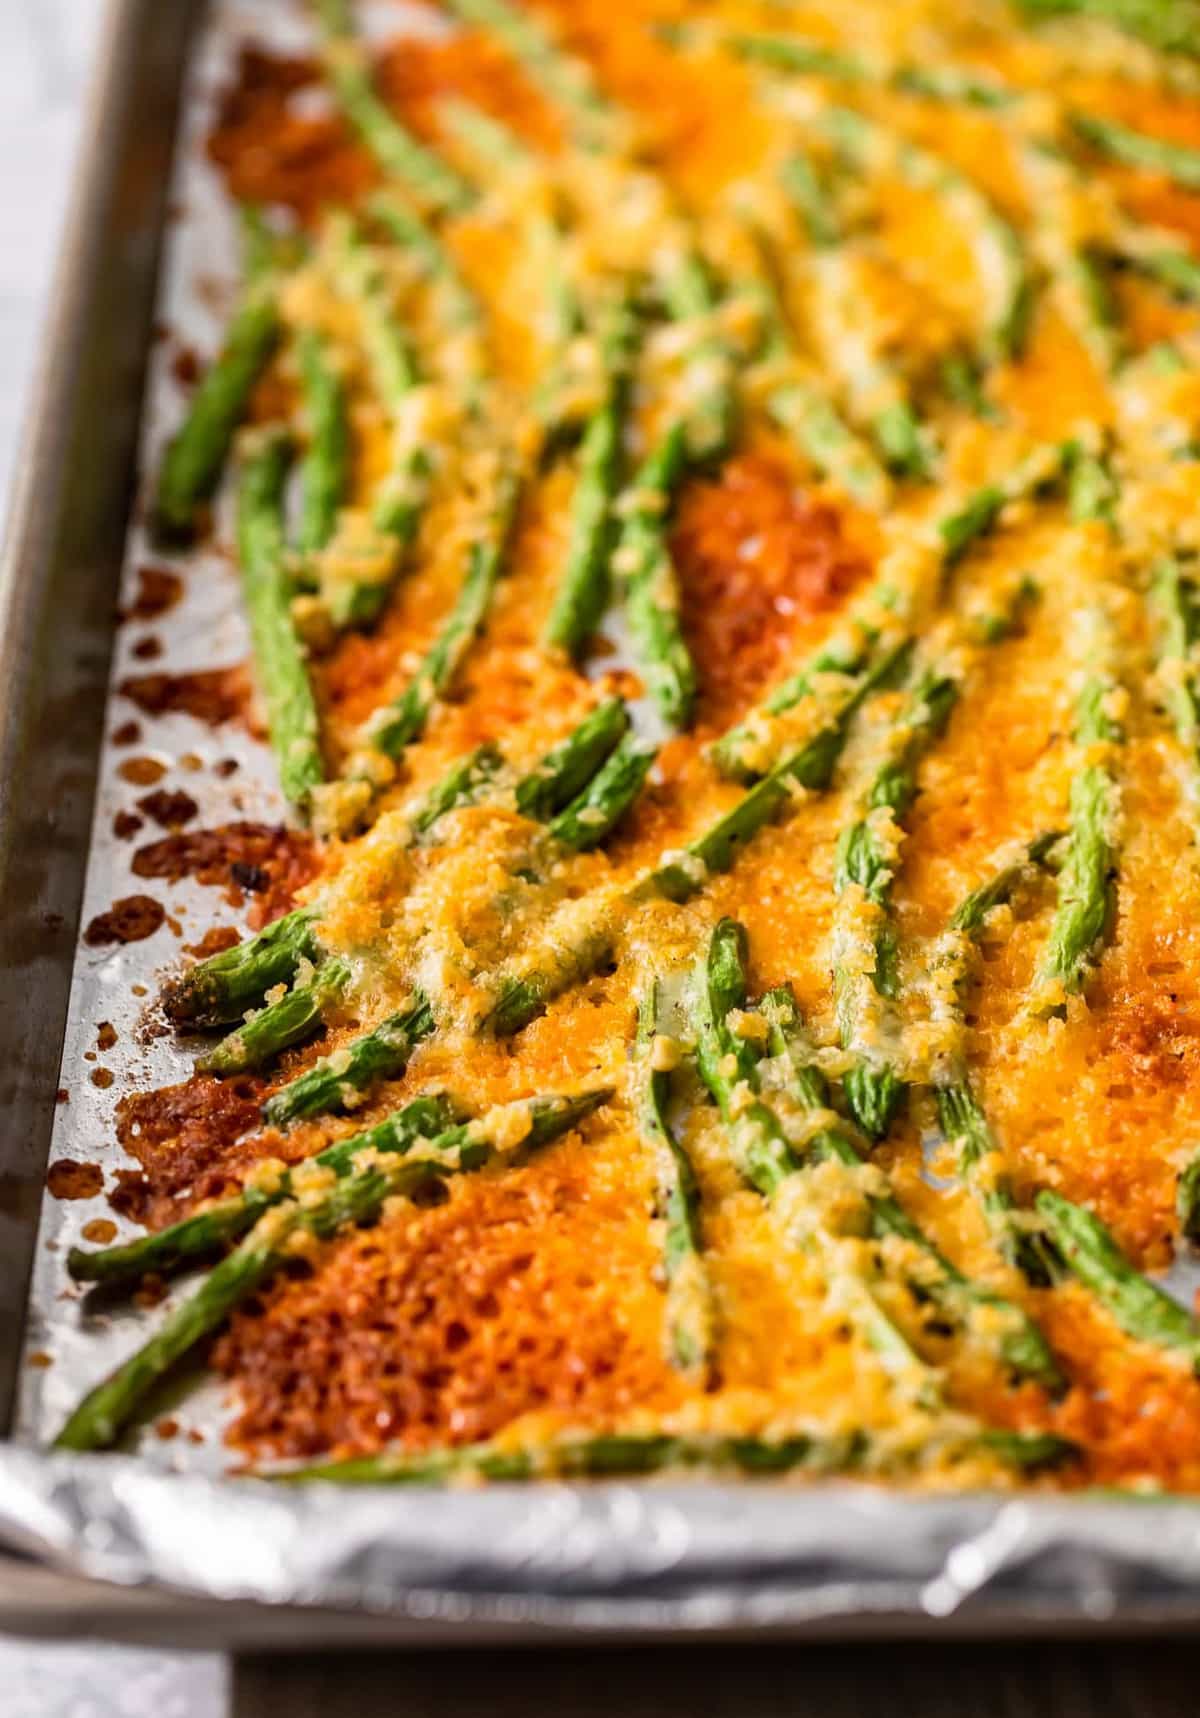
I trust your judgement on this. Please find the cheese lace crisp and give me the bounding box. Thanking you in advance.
[83,0,1200,1490]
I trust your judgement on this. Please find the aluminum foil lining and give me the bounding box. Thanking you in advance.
[9,0,1200,1636]
[5,1448,1200,1631]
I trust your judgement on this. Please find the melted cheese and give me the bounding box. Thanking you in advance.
[167,0,1200,1488]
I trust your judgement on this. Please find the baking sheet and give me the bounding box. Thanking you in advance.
[6,0,1200,1642]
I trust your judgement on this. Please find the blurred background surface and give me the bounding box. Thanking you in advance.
[0,0,103,507]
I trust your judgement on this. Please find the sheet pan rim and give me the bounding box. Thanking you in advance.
[4,0,1200,1645]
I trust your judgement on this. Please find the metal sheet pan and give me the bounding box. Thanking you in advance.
[5,0,1200,1648]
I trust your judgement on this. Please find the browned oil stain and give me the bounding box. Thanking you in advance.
[117,756,167,787]
[119,664,252,727]
[171,345,200,387]
[81,1218,118,1245]
[132,821,317,917]
[84,895,166,946]
[184,925,241,959]
[122,565,183,622]
[46,1161,103,1200]
[136,788,199,829]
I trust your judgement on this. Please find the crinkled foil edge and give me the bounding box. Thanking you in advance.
[1,1449,1200,1631]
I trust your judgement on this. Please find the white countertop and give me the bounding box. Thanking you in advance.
[0,0,107,508]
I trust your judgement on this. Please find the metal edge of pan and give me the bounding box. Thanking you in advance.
[3,0,1200,1649]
